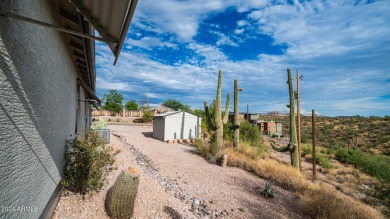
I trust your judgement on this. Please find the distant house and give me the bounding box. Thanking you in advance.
[244,113,258,123]
[0,1,137,218]
[257,120,283,137]
[153,111,202,141]
[228,112,245,123]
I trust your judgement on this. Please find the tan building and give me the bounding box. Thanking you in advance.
[258,120,283,137]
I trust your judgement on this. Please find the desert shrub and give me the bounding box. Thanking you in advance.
[62,130,116,194]
[302,144,335,169]
[105,169,139,219]
[302,144,312,156]
[336,148,390,183]
[142,111,154,123]
[317,155,335,169]
[194,138,220,163]
[223,122,234,141]
[235,141,267,160]
[91,118,108,130]
[371,183,390,216]
[240,121,263,147]
[301,133,309,143]
[300,183,384,219]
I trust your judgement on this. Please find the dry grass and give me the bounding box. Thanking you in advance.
[224,147,384,219]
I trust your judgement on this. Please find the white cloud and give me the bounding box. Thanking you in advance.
[209,30,239,47]
[234,29,245,34]
[248,1,390,58]
[96,78,136,92]
[133,0,237,41]
[126,37,178,50]
[237,20,248,27]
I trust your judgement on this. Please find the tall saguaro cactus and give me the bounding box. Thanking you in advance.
[204,70,231,149]
[233,80,242,148]
[271,69,299,169]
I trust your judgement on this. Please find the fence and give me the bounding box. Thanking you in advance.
[92,109,143,117]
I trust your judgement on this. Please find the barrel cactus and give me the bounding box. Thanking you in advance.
[105,169,139,218]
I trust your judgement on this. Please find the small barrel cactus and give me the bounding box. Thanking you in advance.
[105,168,139,219]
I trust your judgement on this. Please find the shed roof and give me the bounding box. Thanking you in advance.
[154,111,201,118]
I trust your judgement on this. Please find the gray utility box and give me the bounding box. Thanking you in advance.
[95,129,110,144]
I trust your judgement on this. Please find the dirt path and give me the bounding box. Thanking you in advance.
[53,124,308,218]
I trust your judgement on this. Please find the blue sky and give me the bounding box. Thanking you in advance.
[95,0,390,117]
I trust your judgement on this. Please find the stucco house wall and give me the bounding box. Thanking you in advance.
[0,1,90,218]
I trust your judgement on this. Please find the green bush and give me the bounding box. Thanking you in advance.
[142,111,154,123]
[302,144,312,156]
[62,130,116,194]
[223,122,234,141]
[240,121,263,147]
[301,133,309,143]
[335,148,390,183]
[194,138,220,163]
[106,171,139,219]
[302,144,335,169]
[91,118,108,130]
[317,155,335,169]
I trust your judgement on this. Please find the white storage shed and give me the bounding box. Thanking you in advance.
[153,111,202,141]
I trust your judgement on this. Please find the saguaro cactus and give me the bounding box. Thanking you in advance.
[271,69,299,169]
[233,79,242,148]
[204,70,231,149]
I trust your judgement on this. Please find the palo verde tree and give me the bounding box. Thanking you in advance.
[271,69,299,169]
[102,89,123,114]
[204,70,231,149]
[125,100,138,111]
[162,99,190,112]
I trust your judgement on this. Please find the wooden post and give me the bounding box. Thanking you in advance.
[297,72,302,171]
[312,109,316,180]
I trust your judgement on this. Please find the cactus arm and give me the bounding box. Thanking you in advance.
[204,101,215,130]
[222,92,231,124]
[270,142,290,152]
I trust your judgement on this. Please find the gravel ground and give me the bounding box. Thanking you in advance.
[53,124,307,219]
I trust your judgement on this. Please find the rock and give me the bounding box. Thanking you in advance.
[193,198,201,206]
[221,154,228,167]
[239,208,248,212]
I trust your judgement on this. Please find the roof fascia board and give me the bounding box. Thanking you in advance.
[113,0,138,65]
[69,0,118,45]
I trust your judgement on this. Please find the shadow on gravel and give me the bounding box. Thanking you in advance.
[163,206,183,219]
[141,132,153,138]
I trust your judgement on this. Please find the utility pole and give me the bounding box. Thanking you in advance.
[246,104,249,122]
[297,71,302,171]
[312,109,316,180]
[146,89,149,108]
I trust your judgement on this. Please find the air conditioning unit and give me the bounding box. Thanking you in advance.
[95,129,110,144]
